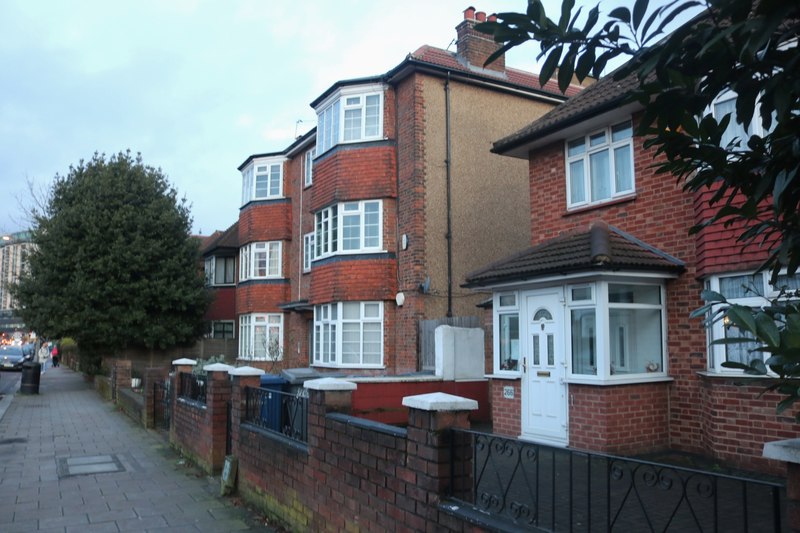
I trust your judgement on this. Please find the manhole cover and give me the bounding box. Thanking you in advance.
[57,455,125,478]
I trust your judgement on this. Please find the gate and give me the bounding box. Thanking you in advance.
[418,316,480,371]
[153,379,172,430]
[110,365,117,401]
[447,429,784,532]
[226,399,232,455]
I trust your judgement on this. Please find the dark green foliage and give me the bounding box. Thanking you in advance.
[12,151,210,356]
[479,1,800,414]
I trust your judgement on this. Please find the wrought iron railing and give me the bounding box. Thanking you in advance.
[153,378,172,430]
[244,386,308,444]
[448,429,784,532]
[177,372,207,404]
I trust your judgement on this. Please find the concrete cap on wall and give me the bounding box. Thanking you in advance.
[304,377,357,391]
[204,363,236,372]
[763,439,800,464]
[402,392,479,412]
[228,366,265,376]
[172,358,197,365]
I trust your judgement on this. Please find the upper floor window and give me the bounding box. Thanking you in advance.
[303,232,314,273]
[566,120,634,208]
[304,147,315,187]
[239,241,282,281]
[706,271,800,373]
[241,158,284,205]
[315,85,384,155]
[315,200,382,260]
[207,320,235,339]
[204,256,235,286]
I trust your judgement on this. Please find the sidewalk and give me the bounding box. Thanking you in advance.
[0,367,277,532]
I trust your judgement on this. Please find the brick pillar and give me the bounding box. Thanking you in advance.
[764,439,800,531]
[142,367,169,429]
[205,364,234,473]
[229,367,265,458]
[114,360,132,397]
[305,378,357,450]
[170,358,197,445]
[402,392,478,522]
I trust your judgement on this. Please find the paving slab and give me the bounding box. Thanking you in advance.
[0,367,279,532]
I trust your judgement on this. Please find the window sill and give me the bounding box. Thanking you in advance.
[486,373,521,381]
[563,193,637,217]
[566,375,673,386]
[697,370,775,380]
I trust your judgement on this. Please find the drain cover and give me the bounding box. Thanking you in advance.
[57,455,125,478]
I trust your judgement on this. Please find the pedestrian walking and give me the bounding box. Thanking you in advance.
[51,343,59,367]
[38,342,50,373]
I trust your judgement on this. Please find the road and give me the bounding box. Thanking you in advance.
[0,370,22,395]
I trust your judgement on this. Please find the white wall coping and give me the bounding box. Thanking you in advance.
[172,358,197,365]
[763,439,800,464]
[228,366,265,377]
[304,377,357,391]
[402,392,479,412]
[204,363,235,372]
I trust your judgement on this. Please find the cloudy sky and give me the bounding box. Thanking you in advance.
[0,0,601,236]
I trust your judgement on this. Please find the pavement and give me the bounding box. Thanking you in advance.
[0,366,279,532]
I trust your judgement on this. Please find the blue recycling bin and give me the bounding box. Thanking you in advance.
[259,374,288,431]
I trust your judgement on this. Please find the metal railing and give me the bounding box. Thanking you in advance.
[152,379,171,430]
[177,372,207,404]
[244,386,308,444]
[448,429,784,532]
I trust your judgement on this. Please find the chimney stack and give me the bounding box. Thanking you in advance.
[456,6,505,72]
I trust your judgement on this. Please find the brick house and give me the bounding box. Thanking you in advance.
[201,221,238,345]
[231,8,584,390]
[463,52,800,473]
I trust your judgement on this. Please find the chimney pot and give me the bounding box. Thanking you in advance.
[464,6,476,20]
[476,11,486,22]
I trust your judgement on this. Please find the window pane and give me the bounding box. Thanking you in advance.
[719,274,762,298]
[255,172,269,198]
[341,323,360,364]
[610,308,662,374]
[590,150,611,201]
[608,284,660,304]
[589,131,606,147]
[611,121,632,142]
[499,314,519,371]
[365,95,380,137]
[714,98,749,148]
[569,161,586,204]
[724,322,761,365]
[571,286,592,301]
[571,309,596,375]
[342,213,361,250]
[269,165,280,196]
[614,145,633,193]
[344,108,361,141]
[268,242,280,276]
[363,303,380,318]
[547,334,554,366]
[533,309,552,321]
[772,274,800,292]
[342,302,359,320]
[362,323,381,365]
[364,202,380,248]
[498,294,516,307]
[567,138,585,157]
[532,334,540,365]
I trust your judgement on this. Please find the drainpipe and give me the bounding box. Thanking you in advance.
[445,72,453,317]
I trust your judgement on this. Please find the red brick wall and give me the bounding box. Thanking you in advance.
[490,379,522,436]
[309,258,397,303]
[238,201,291,243]
[310,145,397,212]
[205,286,235,321]
[236,282,289,315]
[568,383,670,454]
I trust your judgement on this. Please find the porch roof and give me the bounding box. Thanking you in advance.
[463,221,685,288]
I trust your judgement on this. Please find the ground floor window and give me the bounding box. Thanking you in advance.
[239,313,283,360]
[706,271,800,373]
[313,301,383,367]
[207,320,234,339]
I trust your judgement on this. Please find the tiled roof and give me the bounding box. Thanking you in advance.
[201,221,239,255]
[410,45,584,98]
[463,222,684,288]
[492,62,640,154]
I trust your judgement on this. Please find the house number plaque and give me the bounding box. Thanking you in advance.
[503,386,514,399]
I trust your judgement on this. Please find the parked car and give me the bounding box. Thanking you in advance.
[0,345,32,370]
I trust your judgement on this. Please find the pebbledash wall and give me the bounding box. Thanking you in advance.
[171,363,482,532]
[485,111,799,475]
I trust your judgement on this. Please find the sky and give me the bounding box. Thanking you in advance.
[0,0,621,236]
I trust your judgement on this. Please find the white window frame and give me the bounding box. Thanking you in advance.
[493,292,520,375]
[204,257,214,286]
[241,157,285,205]
[239,241,282,281]
[314,200,382,260]
[315,84,385,155]
[304,147,315,187]
[565,120,635,209]
[706,271,800,373]
[239,313,283,361]
[566,280,667,383]
[303,232,315,273]
[206,256,235,286]
[313,301,384,368]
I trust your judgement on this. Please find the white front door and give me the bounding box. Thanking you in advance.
[521,290,568,446]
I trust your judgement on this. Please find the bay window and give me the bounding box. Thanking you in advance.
[566,120,634,208]
[315,85,384,155]
[313,301,383,367]
[303,232,314,272]
[239,314,283,361]
[315,200,382,260]
[239,242,282,281]
[241,158,284,205]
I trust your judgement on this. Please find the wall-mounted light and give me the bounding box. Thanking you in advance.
[401,234,408,250]
[395,292,405,306]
